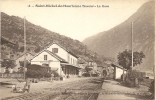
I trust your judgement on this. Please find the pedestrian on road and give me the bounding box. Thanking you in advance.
[23,77,31,92]
[51,73,54,82]
[103,69,107,78]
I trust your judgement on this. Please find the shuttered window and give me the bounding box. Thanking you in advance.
[44,55,47,60]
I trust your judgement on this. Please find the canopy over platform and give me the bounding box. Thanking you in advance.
[61,63,81,69]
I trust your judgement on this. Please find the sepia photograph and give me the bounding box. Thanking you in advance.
[0,0,155,100]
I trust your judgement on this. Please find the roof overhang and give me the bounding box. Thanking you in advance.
[111,63,127,71]
[61,63,81,69]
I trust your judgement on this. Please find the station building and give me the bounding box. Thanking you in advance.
[30,42,80,77]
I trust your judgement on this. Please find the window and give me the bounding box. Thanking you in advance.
[52,48,58,53]
[44,55,47,60]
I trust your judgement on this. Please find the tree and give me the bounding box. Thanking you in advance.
[149,80,154,98]
[1,59,16,73]
[19,60,30,68]
[19,60,30,72]
[26,64,51,78]
[34,46,41,53]
[117,49,145,81]
[85,65,93,77]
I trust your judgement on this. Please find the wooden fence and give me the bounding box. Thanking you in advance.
[0,73,24,78]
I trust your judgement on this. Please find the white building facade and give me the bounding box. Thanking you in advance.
[30,43,80,77]
[111,63,127,79]
[14,52,34,72]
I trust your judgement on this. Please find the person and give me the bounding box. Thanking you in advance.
[51,73,54,82]
[103,69,107,78]
[23,77,31,92]
[12,84,17,93]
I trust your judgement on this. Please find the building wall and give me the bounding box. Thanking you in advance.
[31,43,79,77]
[30,51,61,74]
[115,67,126,79]
[49,61,61,75]
[16,53,34,69]
[46,44,69,62]
[69,54,78,66]
[88,61,97,71]
[46,43,78,66]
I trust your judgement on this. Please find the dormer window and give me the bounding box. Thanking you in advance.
[52,48,58,53]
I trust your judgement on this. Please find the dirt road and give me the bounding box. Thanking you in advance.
[97,79,151,100]
[0,77,103,100]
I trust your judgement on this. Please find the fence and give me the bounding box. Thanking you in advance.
[0,73,24,78]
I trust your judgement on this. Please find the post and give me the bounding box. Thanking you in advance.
[85,45,86,56]
[24,17,26,80]
[131,22,133,70]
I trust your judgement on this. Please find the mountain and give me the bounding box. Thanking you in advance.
[83,1,155,74]
[1,12,112,65]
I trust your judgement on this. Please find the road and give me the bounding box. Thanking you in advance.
[0,77,103,100]
[0,77,152,100]
[97,79,151,100]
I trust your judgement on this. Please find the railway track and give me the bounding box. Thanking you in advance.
[64,78,103,100]
[1,77,103,100]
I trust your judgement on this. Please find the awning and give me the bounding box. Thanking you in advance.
[61,63,81,69]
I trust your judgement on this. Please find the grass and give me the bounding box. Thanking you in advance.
[140,78,153,87]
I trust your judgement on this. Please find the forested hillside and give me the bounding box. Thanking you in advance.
[1,12,113,65]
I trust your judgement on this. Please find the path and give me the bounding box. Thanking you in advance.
[97,79,151,100]
[0,77,87,99]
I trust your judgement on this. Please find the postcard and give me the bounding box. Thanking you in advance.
[1,0,155,100]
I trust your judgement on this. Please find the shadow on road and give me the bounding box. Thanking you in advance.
[88,78,104,84]
[0,82,14,86]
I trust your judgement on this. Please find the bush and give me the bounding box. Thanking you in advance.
[124,70,145,87]
[60,77,63,81]
[127,70,145,81]
[92,74,98,77]
[51,71,60,77]
[26,70,51,78]
[121,74,126,80]
[149,80,154,96]
[82,73,90,77]
[67,75,70,78]
[44,72,51,78]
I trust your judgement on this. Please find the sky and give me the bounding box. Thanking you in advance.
[1,0,150,41]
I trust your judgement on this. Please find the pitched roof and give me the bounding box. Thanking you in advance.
[15,52,34,60]
[45,42,69,52]
[61,63,81,69]
[30,49,67,63]
[111,63,127,71]
[44,50,67,63]
[68,51,79,58]
[45,42,78,58]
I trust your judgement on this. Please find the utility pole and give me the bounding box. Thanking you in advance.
[85,45,87,57]
[131,22,133,70]
[24,17,26,80]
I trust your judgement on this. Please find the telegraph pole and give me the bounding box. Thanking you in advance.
[85,45,87,57]
[131,22,133,70]
[24,17,26,80]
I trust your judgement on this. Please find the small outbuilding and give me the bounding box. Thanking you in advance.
[111,63,127,79]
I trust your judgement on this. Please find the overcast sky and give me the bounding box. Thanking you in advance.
[1,0,150,41]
